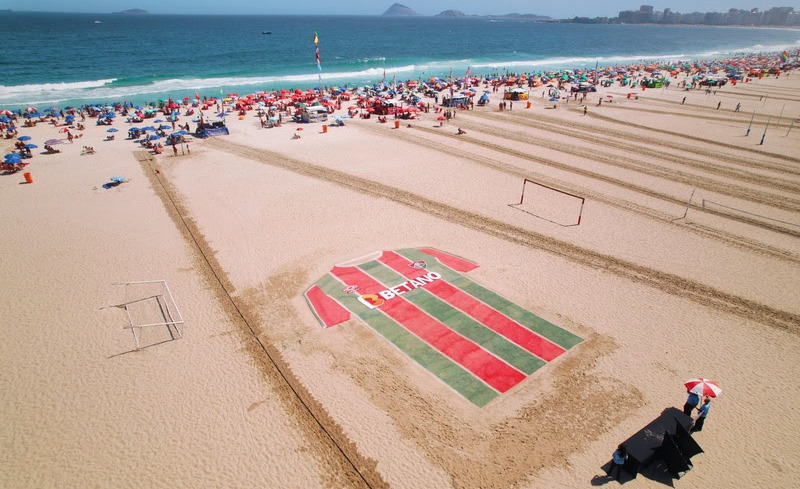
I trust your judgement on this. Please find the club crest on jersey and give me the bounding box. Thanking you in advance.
[356,271,442,309]
[342,284,360,294]
[409,260,427,270]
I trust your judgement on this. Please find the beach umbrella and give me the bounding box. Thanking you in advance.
[45,139,63,145]
[59,128,70,133]
[107,128,118,132]
[0,116,10,123]
[148,135,160,140]
[4,153,22,163]
[160,124,172,129]
[24,143,38,149]
[17,135,31,141]
[154,119,163,122]
[110,176,125,183]
[685,378,722,398]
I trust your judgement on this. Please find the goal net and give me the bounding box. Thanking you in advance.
[509,178,585,226]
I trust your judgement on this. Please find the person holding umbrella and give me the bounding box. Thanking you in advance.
[684,377,720,433]
[692,397,711,433]
[683,390,701,416]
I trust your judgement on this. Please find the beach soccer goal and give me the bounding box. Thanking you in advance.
[509,178,585,226]
[114,280,185,350]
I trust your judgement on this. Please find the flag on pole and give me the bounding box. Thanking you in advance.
[195,92,200,101]
[449,67,454,99]
[314,30,321,80]
[465,67,472,89]
[780,50,789,63]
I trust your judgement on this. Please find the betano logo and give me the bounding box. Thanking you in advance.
[356,271,442,309]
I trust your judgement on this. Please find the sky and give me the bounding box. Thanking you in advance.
[2,1,799,18]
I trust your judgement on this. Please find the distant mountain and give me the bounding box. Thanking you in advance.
[433,9,550,20]
[112,9,149,15]
[436,10,466,18]
[487,13,551,20]
[382,3,420,16]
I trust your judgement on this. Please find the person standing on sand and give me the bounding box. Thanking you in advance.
[691,397,711,432]
[682,97,686,105]
[683,391,700,416]
[717,101,721,110]
[583,106,588,116]
[609,445,627,481]
[735,103,741,112]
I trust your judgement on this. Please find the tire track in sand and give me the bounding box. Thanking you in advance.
[356,122,800,265]
[207,138,800,333]
[408,123,800,239]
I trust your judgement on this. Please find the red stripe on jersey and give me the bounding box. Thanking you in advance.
[330,266,525,393]
[379,251,566,362]
[419,247,478,272]
[306,285,351,328]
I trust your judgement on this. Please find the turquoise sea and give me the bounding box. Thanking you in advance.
[0,11,798,108]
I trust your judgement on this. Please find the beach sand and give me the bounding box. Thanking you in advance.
[2,74,799,488]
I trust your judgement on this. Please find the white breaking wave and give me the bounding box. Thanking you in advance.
[0,67,424,106]
[0,78,117,96]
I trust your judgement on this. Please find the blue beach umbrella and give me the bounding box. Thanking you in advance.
[17,135,31,141]
[154,119,163,123]
[4,153,22,163]
[107,128,118,132]
[148,135,160,140]
[160,124,171,129]
[110,176,125,183]
[24,143,38,149]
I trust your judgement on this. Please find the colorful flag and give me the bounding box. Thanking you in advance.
[780,50,789,63]
[314,31,321,73]
[194,92,200,101]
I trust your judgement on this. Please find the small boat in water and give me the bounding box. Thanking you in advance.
[262,31,271,34]
[94,20,102,24]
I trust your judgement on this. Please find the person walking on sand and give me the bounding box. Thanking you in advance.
[682,96,686,105]
[683,390,700,416]
[716,101,721,110]
[691,397,711,432]
[583,106,588,116]
[609,445,627,481]
[735,103,741,112]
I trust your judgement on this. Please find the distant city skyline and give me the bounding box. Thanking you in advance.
[1,1,799,18]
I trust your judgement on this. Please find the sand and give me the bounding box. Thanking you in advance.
[2,73,799,489]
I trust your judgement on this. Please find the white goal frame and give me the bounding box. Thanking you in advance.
[114,280,185,350]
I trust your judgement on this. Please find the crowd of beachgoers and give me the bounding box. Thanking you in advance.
[2,52,796,172]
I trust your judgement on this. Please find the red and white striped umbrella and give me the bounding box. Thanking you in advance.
[685,378,722,398]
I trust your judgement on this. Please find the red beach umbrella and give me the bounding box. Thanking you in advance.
[685,378,722,398]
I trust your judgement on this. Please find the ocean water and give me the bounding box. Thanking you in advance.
[1,11,798,108]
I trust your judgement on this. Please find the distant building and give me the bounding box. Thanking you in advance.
[590,5,798,26]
